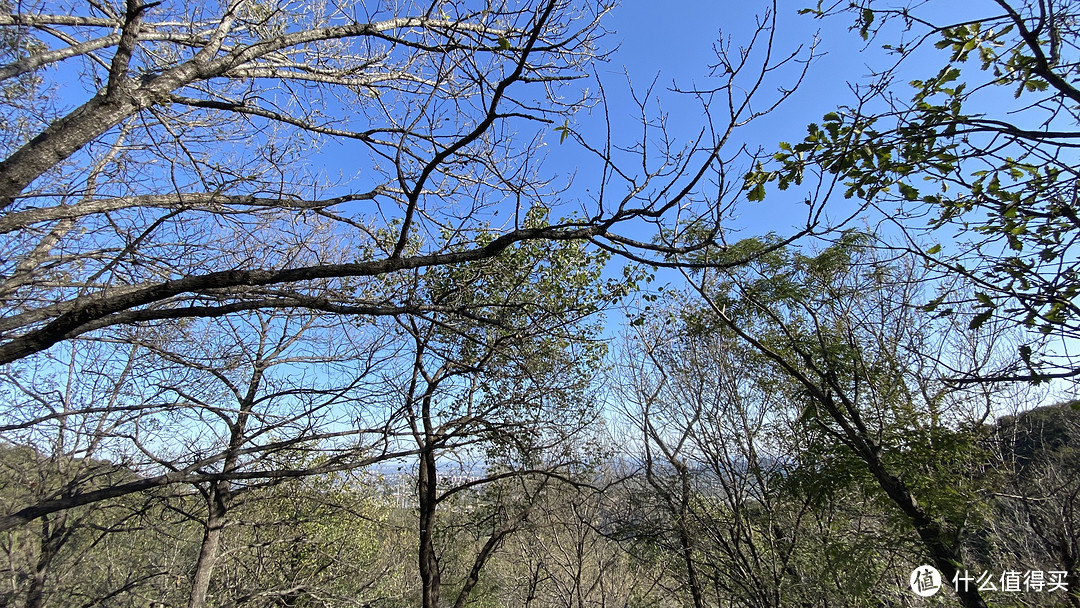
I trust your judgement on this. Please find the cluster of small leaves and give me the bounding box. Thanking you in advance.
[743,102,961,208]
[935,21,1056,99]
[749,2,1080,378]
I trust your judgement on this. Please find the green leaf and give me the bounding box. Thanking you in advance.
[860,8,874,40]
[968,309,993,330]
[1019,344,1033,362]
[898,182,919,201]
[926,243,942,255]
[940,67,961,83]
[554,119,570,144]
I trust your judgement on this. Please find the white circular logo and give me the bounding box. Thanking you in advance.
[909,565,942,597]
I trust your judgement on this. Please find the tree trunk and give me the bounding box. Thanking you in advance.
[187,368,260,608]
[863,454,988,608]
[674,461,705,608]
[418,448,440,608]
[188,481,228,608]
[24,512,67,608]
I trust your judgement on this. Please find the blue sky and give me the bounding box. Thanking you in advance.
[569,1,1002,246]
[554,1,871,242]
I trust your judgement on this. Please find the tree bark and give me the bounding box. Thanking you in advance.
[862,454,988,608]
[418,447,440,608]
[187,481,228,608]
[24,512,67,608]
[187,367,260,608]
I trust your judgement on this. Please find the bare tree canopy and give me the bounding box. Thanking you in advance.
[0,0,612,363]
[0,0,825,366]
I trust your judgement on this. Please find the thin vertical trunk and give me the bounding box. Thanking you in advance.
[23,512,66,608]
[187,367,261,608]
[188,482,228,608]
[643,416,704,608]
[418,447,440,608]
[452,507,526,608]
[674,461,705,608]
